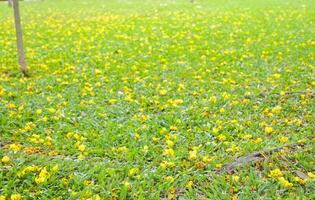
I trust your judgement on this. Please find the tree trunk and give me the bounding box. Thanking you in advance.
[8,0,13,7]
[12,0,28,76]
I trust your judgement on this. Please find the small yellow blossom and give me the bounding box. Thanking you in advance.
[217,134,226,141]
[278,136,288,143]
[9,143,21,153]
[232,175,240,182]
[7,103,16,109]
[48,108,55,113]
[170,126,178,131]
[294,177,306,185]
[278,177,293,188]
[52,164,59,172]
[215,163,222,169]
[10,194,22,200]
[209,96,217,103]
[78,144,86,152]
[123,181,131,189]
[202,156,213,163]
[163,148,175,157]
[160,161,175,169]
[109,99,117,105]
[188,150,197,160]
[268,168,282,178]
[186,180,194,188]
[253,138,263,143]
[164,176,174,182]
[35,167,49,184]
[83,180,93,186]
[1,156,10,163]
[165,140,174,147]
[159,89,167,96]
[143,145,149,153]
[78,154,85,160]
[308,172,315,178]
[264,126,273,134]
[128,168,139,177]
[271,106,281,114]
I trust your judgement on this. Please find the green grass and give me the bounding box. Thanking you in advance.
[0,0,314,199]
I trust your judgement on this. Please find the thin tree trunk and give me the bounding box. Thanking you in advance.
[8,0,13,7]
[12,0,28,76]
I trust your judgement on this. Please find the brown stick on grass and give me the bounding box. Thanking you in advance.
[12,0,28,76]
[216,142,305,174]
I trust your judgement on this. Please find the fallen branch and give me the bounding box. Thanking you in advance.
[0,141,10,147]
[260,91,314,98]
[244,90,315,100]
[216,142,305,174]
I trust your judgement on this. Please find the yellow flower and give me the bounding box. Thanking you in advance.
[0,195,6,200]
[52,164,59,172]
[143,145,148,153]
[123,181,131,189]
[78,144,86,152]
[232,175,240,182]
[1,156,10,163]
[160,161,175,169]
[278,177,293,188]
[212,127,220,134]
[209,96,217,103]
[128,168,139,177]
[10,194,22,200]
[253,137,263,144]
[35,167,49,184]
[268,168,282,178]
[170,126,178,131]
[164,176,174,182]
[163,148,175,157]
[7,103,16,109]
[48,108,55,113]
[294,177,305,185]
[202,156,213,163]
[134,133,140,140]
[278,136,288,143]
[78,154,85,160]
[271,106,281,114]
[83,180,92,186]
[217,134,226,141]
[272,73,281,79]
[9,143,21,153]
[215,163,222,169]
[159,89,167,96]
[117,146,128,153]
[108,99,117,105]
[188,150,197,160]
[165,140,174,147]
[0,87,5,97]
[95,69,101,75]
[308,172,315,178]
[264,126,273,134]
[173,99,183,105]
[186,180,194,188]
[93,195,101,200]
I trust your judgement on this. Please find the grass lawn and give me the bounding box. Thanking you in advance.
[0,0,314,199]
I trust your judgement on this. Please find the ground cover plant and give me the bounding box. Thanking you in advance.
[0,0,314,199]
